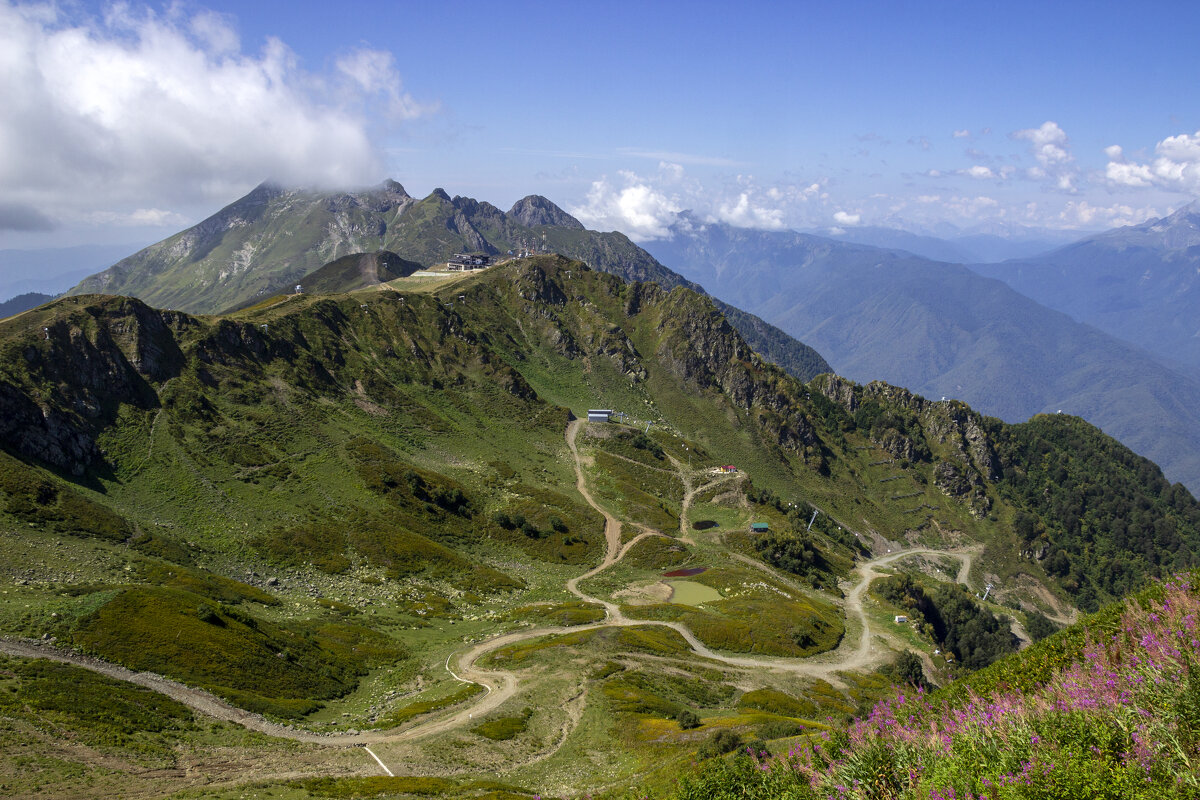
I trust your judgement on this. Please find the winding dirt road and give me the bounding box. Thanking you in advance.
[0,419,984,755]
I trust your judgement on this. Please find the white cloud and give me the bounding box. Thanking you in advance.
[1013,121,1077,191]
[572,174,681,240]
[716,192,785,229]
[188,9,239,55]
[963,165,995,179]
[335,48,426,120]
[952,129,971,139]
[1106,161,1155,188]
[1104,131,1200,193]
[570,167,807,240]
[1057,201,1161,228]
[1015,121,1071,167]
[941,195,999,219]
[832,211,861,225]
[0,1,429,227]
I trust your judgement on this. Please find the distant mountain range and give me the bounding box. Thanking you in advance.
[971,202,1200,373]
[642,216,1200,493]
[812,225,1087,264]
[68,182,830,383]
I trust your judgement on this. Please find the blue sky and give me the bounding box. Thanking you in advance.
[1,0,1198,250]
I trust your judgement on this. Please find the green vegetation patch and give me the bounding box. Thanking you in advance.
[295,776,534,798]
[601,667,735,722]
[624,595,843,657]
[737,688,817,719]
[996,414,1200,610]
[874,573,1016,670]
[135,561,280,606]
[69,586,406,718]
[0,656,196,762]
[488,482,603,564]
[484,628,602,665]
[472,707,533,741]
[0,452,132,542]
[506,601,605,626]
[257,511,521,593]
[624,535,693,571]
[591,450,682,531]
[297,776,458,797]
[375,682,484,727]
[613,625,692,656]
[590,426,668,466]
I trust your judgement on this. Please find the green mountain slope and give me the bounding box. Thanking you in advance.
[3,257,1198,795]
[643,217,1200,493]
[69,182,831,383]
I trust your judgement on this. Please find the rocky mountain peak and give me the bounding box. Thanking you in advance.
[378,178,410,197]
[507,195,585,230]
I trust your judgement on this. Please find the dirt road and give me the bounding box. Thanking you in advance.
[0,420,987,755]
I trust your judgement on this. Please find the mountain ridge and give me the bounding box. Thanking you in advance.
[67,181,832,383]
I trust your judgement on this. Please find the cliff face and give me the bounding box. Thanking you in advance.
[0,297,190,474]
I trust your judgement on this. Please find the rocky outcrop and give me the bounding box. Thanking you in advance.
[813,374,859,413]
[921,401,1000,481]
[514,263,569,307]
[934,459,992,518]
[595,325,645,381]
